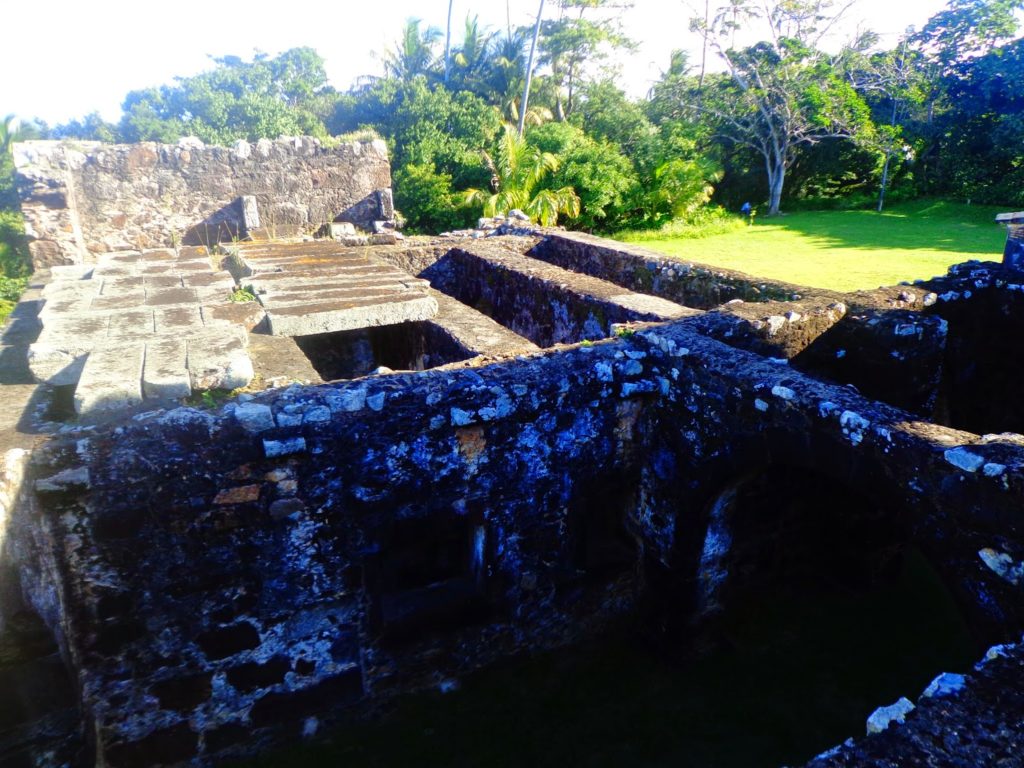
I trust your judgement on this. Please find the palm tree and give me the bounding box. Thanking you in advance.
[450,15,498,95]
[507,100,553,129]
[465,123,579,226]
[383,19,442,81]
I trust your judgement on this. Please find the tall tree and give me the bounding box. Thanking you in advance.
[449,15,498,96]
[539,0,635,120]
[849,37,926,210]
[913,0,1024,74]
[689,0,874,215]
[519,0,546,136]
[444,0,455,84]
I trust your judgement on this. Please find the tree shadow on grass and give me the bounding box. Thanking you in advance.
[768,201,1007,256]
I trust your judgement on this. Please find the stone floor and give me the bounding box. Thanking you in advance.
[19,241,446,417]
[27,247,249,415]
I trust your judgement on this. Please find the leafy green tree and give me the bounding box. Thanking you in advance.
[689,0,875,215]
[538,0,635,120]
[332,76,501,232]
[527,121,637,230]
[929,35,1024,203]
[903,0,1024,199]
[50,112,118,142]
[913,0,1024,74]
[1,115,28,210]
[393,163,470,233]
[849,39,928,210]
[573,80,653,156]
[449,15,498,97]
[119,48,334,143]
[0,115,35,288]
[465,123,580,225]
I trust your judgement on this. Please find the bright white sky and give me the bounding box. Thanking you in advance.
[1,0,952,126]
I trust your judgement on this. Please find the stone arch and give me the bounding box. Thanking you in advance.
[690,463,910,626]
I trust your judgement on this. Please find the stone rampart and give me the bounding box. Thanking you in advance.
[13,137,393,268]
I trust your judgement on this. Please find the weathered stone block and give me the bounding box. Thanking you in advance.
[27,341,93,385]
[186,327,253,391]
[73,342,145,414]
[143,338,190,399]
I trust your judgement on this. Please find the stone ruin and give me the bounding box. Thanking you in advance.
[998,210,1024,268]
[0,137,1022,767]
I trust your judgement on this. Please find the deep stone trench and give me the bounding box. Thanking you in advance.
[417,246,677,348]
[294,322,472,381]
[237,469,976,768]
[931,295,1024,435]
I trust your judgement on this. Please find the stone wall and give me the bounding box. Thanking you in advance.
[529,230,807,308]
[16,318,1024,765]
[13,137,394,269]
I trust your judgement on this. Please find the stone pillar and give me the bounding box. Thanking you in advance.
[13,142,90,270]
[1005,223,1024,269]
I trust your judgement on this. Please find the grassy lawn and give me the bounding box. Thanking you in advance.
[616,200,1008,292]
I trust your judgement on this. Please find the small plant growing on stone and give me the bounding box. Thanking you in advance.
[614,326,635,339]
[229,285,256,303]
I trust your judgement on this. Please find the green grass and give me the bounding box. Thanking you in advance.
[615,200,1008,292]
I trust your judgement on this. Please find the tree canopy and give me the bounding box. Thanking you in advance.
[2,0,1024,244]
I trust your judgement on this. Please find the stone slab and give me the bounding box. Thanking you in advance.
[246,334,323,387]
[91,265,138,279]
[154,306,205,333]
[610,293,702,320]
[38,297,94,321]
[73,343,145,414]
[201,302,266,331]
[266,294,439,337]
[91,292,147,311]
[27,341,93,385]
[144,287,199,307]
[237,241,438,337]
[39,313,110,339]
[143,338,190,399]
[41,280,101,299]
[184,274,237,302]
[186,328,254,391]
[48,265,94,280]
[429,291,539,358]
[106,310,155,339]
[142,275,185,289]
[99,276,146,293]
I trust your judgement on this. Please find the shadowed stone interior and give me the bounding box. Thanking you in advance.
[294,322,475,381]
